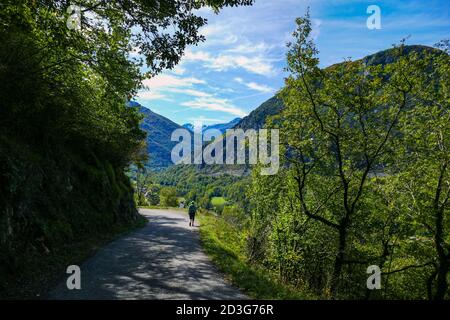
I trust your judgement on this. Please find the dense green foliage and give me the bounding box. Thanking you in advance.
[162,13,450,301]
[0,0,253,297]
[246,14,449,299]
[198,212,309,299]
[0,1,143,296]
[154,165,250,212]
[159,186,178,207]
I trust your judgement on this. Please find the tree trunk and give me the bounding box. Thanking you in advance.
[432,163,448,300]
[330,222,348,297]
[434,261,448,300]
[433,207,448,300]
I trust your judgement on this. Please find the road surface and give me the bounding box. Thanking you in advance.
[48,209,246,300]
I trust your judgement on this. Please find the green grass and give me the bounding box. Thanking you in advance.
[139,205,185,211]
[198,212,311,299]
[211,197,227,207]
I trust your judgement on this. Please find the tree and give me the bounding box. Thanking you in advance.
[0,0,253,296]
[248,11,433,298]
[135,166,153,206]
[147,184,161,206]
[160,187,178,207]
[279,12,420,296]
[391,41,450,299]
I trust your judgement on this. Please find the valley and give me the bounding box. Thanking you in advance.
[1,0,449,302]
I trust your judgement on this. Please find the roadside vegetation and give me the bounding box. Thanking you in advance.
[198,212,311,299]
[142,12,450,300]
[246,14,449,299]
[0,0,253,298]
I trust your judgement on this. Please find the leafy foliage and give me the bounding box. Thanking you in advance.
[246,13,449,299]
[0,0,253,297]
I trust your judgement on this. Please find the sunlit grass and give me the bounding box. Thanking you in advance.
[211,197,227,207]
[198,212,312,300]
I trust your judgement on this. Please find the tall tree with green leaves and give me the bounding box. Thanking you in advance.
[0,0,253,297]
[391,41,450,299]
[249,11,429,298]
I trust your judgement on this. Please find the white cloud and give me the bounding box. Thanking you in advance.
[139,73,247,117]
[188,116,228,124]
[182,96,247,117]
[170,88,211,98]
[142,74,205,90]
[198,22,239,45]
[199,23,226,38]
[136,90,168,101]
[226,41,272,55]
[138,74,208,101]
[234,77,274,93]
[184,50,212,61]
[246,82,274,93]
[215,55,274,75]
[311,18,322,40]
[183,49,275,76]
[171,65,186,75]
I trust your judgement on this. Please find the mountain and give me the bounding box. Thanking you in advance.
[362,44,440,67]
[183,118,242,134]
[131,103,239,170]
[134,45,439,171]
[233,97,284,130]
[234,45,439,132]
[182,123,196,132]
[130,102,184,170]
[205,118,242,133]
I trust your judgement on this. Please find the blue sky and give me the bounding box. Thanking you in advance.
[134,0,450,126]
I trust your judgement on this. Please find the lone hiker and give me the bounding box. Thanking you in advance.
[188,201,197,227]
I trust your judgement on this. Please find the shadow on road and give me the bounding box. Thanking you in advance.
[47,209,246,300]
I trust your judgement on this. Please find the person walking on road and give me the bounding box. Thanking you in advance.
[188,201,197,227]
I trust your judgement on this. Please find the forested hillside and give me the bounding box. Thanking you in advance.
[132,102,184,169]
[246,17,450,299]
[234,97,284,130]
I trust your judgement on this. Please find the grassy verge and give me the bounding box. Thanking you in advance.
[198,212,311,299]
[139,205,185,212]
[1,214,147,299]
[211,197,227,207]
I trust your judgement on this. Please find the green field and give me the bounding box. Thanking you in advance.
[211,197,227,207]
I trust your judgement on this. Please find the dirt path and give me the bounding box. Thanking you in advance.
[48,209,247,300]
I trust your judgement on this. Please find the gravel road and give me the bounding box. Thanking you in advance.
[47,209,247,300]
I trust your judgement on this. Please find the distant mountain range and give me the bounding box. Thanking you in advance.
[128,101,184,169]
[132,95,278,169]
[132,95,282,170]
[182,118,241,134]
[133,45,438,170]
